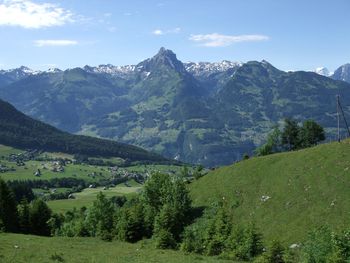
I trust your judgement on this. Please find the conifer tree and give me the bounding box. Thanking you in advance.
[29,199,52,236]
[0,178,18,232]
[18,199,30,234]
[85,192,114,239]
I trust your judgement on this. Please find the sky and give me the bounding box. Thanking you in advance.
[0,0,349,72]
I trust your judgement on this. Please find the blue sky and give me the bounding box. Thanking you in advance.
[0,0,349,72]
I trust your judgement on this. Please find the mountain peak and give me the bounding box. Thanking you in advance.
[260,60,276,69]
[153,47,178,63]
[137,47,185,73]
[46,68,62,73]
[156,47,175,57]
[332,63,350,83]
[158,46,167,53]
[314,67,330,77]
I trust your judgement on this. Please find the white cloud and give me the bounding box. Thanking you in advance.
[152,27,181,36]
[34,39,78,47]
[170,27,181,33]
[189,33,269,47]
[0,0,74,29]
[107,26,117,32]
[152,29,163,35]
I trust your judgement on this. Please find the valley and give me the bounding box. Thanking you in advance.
[1,1,350,261]
[0,144,190,213]
[2,49,350,166]
[1,135,350,262]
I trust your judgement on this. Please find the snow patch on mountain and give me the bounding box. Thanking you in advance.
[46,68,62,73]
[84,64,136,75]
[4,66,41,75]
[314,67,331,77]
[83,64,137,79]
[184,61,242,77]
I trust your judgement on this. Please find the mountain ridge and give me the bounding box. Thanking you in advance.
[1,48,350,166]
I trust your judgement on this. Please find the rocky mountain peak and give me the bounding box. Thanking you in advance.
[332,63,350,83]
[137,47,186,73]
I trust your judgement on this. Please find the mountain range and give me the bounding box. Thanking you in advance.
[1,47,350,166]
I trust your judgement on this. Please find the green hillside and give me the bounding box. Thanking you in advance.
[189,139,350,244]
[0,233,232,263]
[0,98,170,164]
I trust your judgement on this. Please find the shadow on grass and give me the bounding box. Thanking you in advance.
[188,206,206,224]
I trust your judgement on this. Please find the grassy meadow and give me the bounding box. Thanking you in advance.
[47,181,142,213]
[0,233,234,263]
[189,139,350,244]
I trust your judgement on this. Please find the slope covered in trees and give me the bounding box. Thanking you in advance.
[0,99,169,163]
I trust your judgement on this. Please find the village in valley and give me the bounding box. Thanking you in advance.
[0,145,198,204]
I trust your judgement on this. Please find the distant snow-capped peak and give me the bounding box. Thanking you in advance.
[184,60,242,75]
[314,67,331,77]
[5,66,40,75]
[46,68,62,73]
[83,64,136,77]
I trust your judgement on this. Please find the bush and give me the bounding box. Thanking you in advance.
[225,223,264,261]
[302,226,333,263]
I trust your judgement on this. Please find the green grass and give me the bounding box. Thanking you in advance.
[189,139,350,245]
[0,144,186,214]
[0,233,234,263]
[0,144,23,156]
[0,144,185,183]
[116,179,142,187]
[48,184,142,213]
[124,164,185,174]
[0,161,110,182]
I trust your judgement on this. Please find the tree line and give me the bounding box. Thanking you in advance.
[0,178,52,235]
[255,118,325,156]
[51,173,192,248]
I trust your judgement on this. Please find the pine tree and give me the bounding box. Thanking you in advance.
[0,178,18,232]
[29,199,52,236]
[153,204,177,249]
[18,199,30,234]
[263,240,285,263]
[116,201,145,243]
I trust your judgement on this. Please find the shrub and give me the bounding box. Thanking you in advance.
[225,223,264,261]
[302,226,333,263]
[255,240,285,263]
[154,229,177,249]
